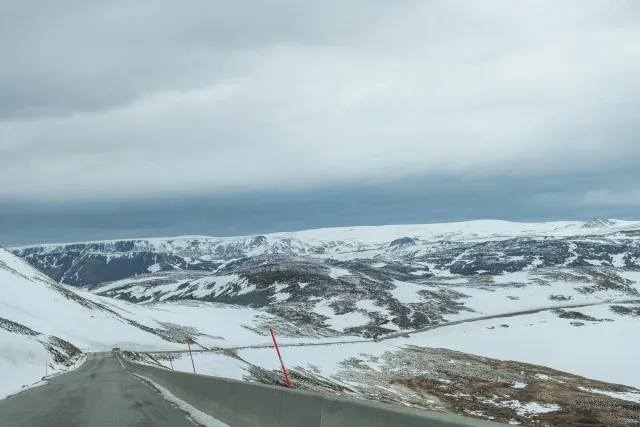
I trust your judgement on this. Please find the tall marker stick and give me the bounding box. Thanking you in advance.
[270,327,291,388]
[187,341,196,374]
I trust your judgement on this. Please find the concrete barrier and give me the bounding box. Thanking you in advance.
[118,354,503,427]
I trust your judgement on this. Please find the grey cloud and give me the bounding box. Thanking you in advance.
[3,169,640,247]
[582,190,640,206]
[0,0,639,205]
[0,0,405,118]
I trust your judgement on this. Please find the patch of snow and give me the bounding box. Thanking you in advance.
[274,292,290,302]
[0,328,86,400]
[93,276,170,293]
[409,270,428,276]
[235,341,396,378]
[486,398,560,416]
[577,387,640,403]
[329,267,351,278]
[512,382,527,389]
[465,410,494,420]
[610,253,626,267]
[391,280,426,304]
[515,402,560,415]
[147,263,161,273]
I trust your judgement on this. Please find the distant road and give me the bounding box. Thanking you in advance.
[0,352,195,427]
[378,297,640,341]
[145,298,640,356]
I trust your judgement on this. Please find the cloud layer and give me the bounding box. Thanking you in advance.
[1,0,639,202]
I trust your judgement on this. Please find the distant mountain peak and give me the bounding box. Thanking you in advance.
[582,218,615,228]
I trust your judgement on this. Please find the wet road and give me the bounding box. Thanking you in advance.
[0,352,196,427]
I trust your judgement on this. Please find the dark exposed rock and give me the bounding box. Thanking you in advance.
[0,317,39,336]
[390,237,416,247]
[553,309,601,322]
[549,295,572,301]
[610,305,640,317]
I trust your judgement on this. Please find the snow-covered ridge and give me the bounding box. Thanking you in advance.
[10,218,640,288]
[11,218,640,251]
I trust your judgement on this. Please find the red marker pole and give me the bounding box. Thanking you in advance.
[168,353,174,371]
[270,327,291,388]
[187,341,196,374]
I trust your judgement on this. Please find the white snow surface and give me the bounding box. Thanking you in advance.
[152,340,396,382]
[402,304,640,388]
[489,400,560,416]
[313,299,371,332]
[0,327,87,400]
[162,352,247,381]
[577,387,640,403]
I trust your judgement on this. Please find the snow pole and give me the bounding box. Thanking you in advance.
[270,327,291,388]
[187,341,196,374]
[45,360,48,379]
[168,353,174,370]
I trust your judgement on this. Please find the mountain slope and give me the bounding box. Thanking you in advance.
[0,247,349,398]
[89,259,640,338]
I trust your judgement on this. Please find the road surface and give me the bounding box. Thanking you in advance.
[0,352,196,427]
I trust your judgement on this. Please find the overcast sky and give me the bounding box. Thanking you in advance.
[1,0,639,246]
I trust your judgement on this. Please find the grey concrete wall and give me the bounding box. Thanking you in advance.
[118,354,503,427]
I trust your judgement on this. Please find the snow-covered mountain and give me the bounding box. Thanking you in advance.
[12,219,640,287]
[11,219,640,339]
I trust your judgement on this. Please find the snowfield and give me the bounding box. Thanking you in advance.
[0,328,85,400]
[146,301,640,389]
[399,303,640,389]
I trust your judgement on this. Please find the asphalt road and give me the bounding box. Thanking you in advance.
[0,352,197,427]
